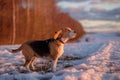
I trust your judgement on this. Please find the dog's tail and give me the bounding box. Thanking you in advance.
[12,46,22,53]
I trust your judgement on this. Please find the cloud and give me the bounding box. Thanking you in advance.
[100,0,120,3]
[57,0,89,2]
[57,0,120,11]
[57,0,120,3]
[57,1,90,9]
[58,6,120,21]
[57,0,120,21]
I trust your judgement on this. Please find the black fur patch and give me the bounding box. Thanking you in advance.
[29,39,54,57]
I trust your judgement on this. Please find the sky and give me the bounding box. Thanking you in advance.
[57,0,120,21]
[57,0,120,32]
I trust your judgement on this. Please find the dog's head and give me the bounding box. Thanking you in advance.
[54,27,76,43]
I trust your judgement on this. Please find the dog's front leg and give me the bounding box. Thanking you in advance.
[52,58,58,72]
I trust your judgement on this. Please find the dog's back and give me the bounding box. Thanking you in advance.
[27,39,54,57]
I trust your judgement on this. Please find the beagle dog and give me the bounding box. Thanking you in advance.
[12,27,76,72]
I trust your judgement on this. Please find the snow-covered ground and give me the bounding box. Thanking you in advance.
[0,32,120,80]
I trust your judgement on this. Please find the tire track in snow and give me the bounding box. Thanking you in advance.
[86,41,113,72]
[64,41,114,80]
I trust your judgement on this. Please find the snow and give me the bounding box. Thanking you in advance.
[0,32,120,80]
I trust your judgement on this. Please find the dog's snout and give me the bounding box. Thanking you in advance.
[74,31,76,33]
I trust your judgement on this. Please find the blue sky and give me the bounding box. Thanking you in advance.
[57,0,120,21]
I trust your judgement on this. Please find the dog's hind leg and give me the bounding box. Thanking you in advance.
[23,59,32,72]
[30,57,37,70]
[23,56,34,72]
[22,44,35,72]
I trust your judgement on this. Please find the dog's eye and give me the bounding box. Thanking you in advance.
[55,32,57,33]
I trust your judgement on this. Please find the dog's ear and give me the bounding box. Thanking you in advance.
[53,30,62,39]
[61,27,66,31]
